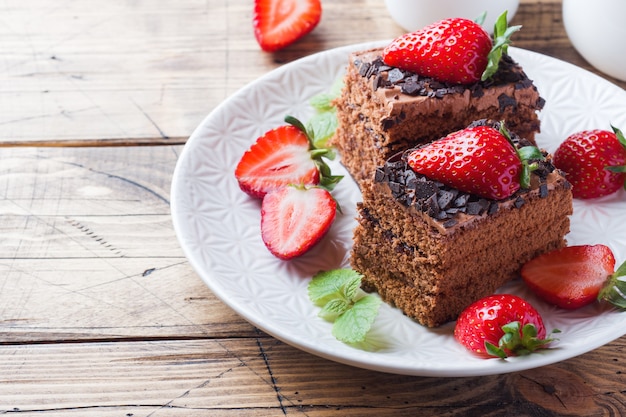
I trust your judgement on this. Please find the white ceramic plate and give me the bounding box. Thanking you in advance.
[171,42,626,377]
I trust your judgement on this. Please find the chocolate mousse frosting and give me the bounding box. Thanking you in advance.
[374,120,570,231]
[356,53,545,107]
[331,47,546,188]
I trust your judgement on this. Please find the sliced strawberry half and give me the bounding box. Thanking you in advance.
[235,116,341,199]
[521,244,626,310]
[253,0,322,52]
[235,124,317,198]
[261,186,337,260]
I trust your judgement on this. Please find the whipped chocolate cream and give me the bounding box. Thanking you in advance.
[374,120,569,231]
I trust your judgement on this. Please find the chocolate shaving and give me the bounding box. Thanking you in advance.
[355,52,541,102]
[498,93,518,112]
[375,120,560,228]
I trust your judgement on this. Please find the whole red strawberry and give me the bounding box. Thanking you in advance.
[406,124,539,200]
[454,294,556,359]
[382,12,520,85]
[383,17,491,84]
[253,0,322,52]
[261,185,337,260]
[521,244,626,310]
[553,126,626,199]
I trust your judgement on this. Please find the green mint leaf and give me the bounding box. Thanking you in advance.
[307,110,338,148]
[308,269,363,307]
[332,295,381,343]
[309,93,336,112]
[319,298,351,321]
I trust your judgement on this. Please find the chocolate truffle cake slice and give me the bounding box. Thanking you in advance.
[350,121,573,328]
[332,47,545,187]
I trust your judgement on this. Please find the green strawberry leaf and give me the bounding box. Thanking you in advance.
[612,124,626,149]
[598,258,626,310]
[486,321,559,359]
[499,120,545,189]
[284,114,343,192]
[482,11,522,82]
[474,11,487,26]
[332,295,381,343]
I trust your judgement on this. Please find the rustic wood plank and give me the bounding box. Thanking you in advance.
[0,0,394,144]
[1,337,625,416]
[0,339,280,416]
[0,146,256,342]
[5,0,615,146]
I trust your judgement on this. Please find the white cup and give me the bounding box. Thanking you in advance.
[562,0,626,82]
[384,0,520,34]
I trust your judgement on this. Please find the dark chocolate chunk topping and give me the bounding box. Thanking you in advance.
[355,53,540,101]
[375,119,560,228]
[388,68,405,83]
[498,93,518,111]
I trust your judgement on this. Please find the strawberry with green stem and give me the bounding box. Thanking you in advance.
[406,122,543,200]
[235,115,342,199]
[382,11,521,85]
[521,244,626,310]
[553,126,626,199]
[454,294,558,359]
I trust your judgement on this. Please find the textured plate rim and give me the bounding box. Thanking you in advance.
[171,42,626,377]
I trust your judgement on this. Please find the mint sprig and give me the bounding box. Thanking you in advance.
[308,269,381,344]
[306,78,343,148]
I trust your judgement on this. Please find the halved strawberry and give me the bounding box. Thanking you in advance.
[521,244,626,310]
[235,116,341,199]
[261,185,337,260]
[454,294,556,359]
[406,123,542,200]
[253,0,322,52]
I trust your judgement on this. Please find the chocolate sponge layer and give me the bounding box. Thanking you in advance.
[332,48,544,187]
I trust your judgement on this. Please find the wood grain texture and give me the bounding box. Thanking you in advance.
[4,0,619,145]
[0,146,256,343]
[1,338,625,416]
[1,0,626,415]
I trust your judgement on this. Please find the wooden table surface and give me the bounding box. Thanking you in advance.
[1,1,625,415]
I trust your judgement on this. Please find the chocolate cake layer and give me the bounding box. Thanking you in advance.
[350,123,573,328]
[332,47,545,187]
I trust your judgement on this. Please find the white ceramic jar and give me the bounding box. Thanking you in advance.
[384,0,520,34]
[562,0,626,82]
